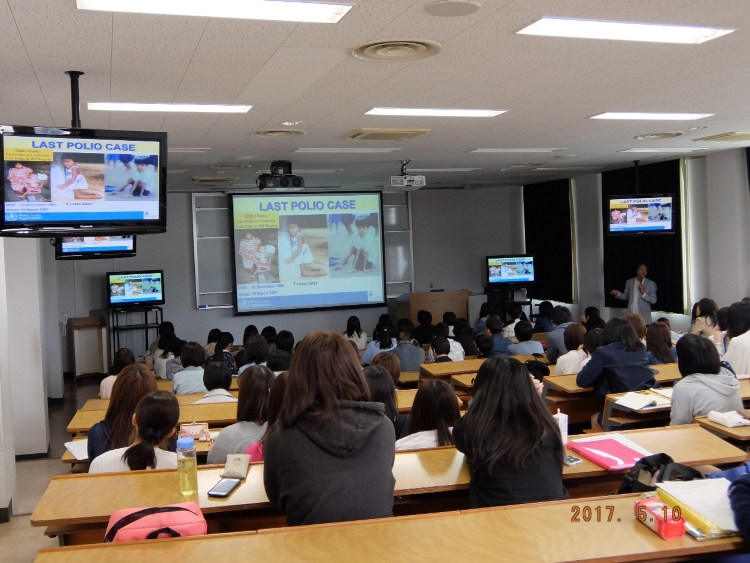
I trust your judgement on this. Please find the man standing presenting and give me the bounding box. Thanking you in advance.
[610,263,657,324]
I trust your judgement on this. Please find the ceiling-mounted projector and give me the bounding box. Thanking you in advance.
[390,175,426,188]
[257,160,305,191]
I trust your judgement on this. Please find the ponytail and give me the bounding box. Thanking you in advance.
[121,391,179,470]
[212,332,234,363]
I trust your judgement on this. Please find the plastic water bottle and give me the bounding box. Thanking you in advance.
[552,409,568,445]
[176,437,198,495]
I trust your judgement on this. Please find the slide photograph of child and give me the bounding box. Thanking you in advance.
[277,215,328,280]
[4,161,52,202]
[105,154,158,200]
[50,153,105,200]
[330,213,381,278]
[235,229,280,285]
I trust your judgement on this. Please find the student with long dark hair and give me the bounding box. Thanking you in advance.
[576,318,655,398]
[149,321,175,355]
[263,331,395,526]
[238,334,269,375]
[275,330,295,354]
[534,301,554,333]
[360,322,397,365]
[154,331,180,379]
[474,302,493,334]
[581,307,606,332]
[344,315,367,350]
[204,328,222,357]
[88,364,158,462]
[261,326,277,352]
[395,379,459,451]
[724,301,750,375]
[453,356,568,508]
[89,391,180,473]
[207,365,274,463]
[210,331,237,375]
[412,310,435,345]
[690,298,717,337]
[453,318,478,356]
[364,366,409,439]
[243,324,259,344]
[99,348,135,399]
[646,322,677,364]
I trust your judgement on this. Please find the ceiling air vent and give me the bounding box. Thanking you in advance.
[346,128,430,141]
[693,132,750,142]
[634,132,683,140]
[189,176,239,184]
[350,39,441,62]
[255,129,305,137]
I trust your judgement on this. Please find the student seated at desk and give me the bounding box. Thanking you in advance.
[263,331,395,526]
[361,323,397,365]
[267,349,292,375]
[546,306,574,364]
[207,366,274,464]
[453,318,478,356]
[579,328,603,371]
[430,336,453,363]
[275,330,294,355]
[554,323,587,375]
[533,301,554,334]
[453,356,569,508]
[501,304,522,341]
[99,347,135,399]
[204,327,222,358]
[343,315,367,350]
[149,321,175,356]
[90,391,179,474]
[506,321,543,356]
[412,310,435,346]
[261,326,277,353]
[395,379,459,451]
[576,318,656,399]
[485,315,512,356]
[722,301,750,375]
[88,364,158,462]
[165,339,187,381]
[154,332,179,380]
[646,322,677,365]
[371,352,401,385]
[237,334,269,376]
[473,302,493,334]
[207,332,237,375]
[391,328,425,372]
[194,362,237,404]
[172,342,207,395]
[365,366,409,439]
[428,323,465,362]
[670,334,742,426]
[475,333,495,359]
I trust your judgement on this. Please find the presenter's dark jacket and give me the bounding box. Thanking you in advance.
[453,418,569,508]
[576,342,656,398]
[263,400,395,526]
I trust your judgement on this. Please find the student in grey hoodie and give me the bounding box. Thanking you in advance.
[263,331,395,526]
[670,334,743,426]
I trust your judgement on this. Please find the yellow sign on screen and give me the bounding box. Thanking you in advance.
[235,213,279,230]
[4,148,53,162]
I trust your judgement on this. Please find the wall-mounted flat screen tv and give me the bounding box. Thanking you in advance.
[1,125,167,237]
[486,255,535,286]
[607,195,674,234]
[107,270,164,308]
[56,235,136,260]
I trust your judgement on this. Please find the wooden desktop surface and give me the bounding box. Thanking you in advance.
[544,364,683,395]
[34,425,743,531]
[420,359,485,379]
[156,379,240,392]
[67,403,239,434]
[61,437,214,465]
[696,416,750,441]
[82,392,240,411]
[34,494,744,563]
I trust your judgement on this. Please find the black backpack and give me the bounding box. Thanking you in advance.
[525,359,550,382]
[616,453,704,494]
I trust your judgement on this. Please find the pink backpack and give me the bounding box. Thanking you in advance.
[104,502,206,543]
[245,441,264,462]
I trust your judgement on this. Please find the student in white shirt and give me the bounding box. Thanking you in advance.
[344,315,368,350]
[554,323,587,375]
[89,391,179,474]
[172,342,207,395]
[194,362,238,404]
[427,323,465,363]
[395,379,460,451]
[99,348,135,399]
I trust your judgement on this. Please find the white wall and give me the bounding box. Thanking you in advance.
[411,187,514,293]
[705,149,750,306]
[0,240,16,513]
[40,241,64,399]
[684,157,710,307]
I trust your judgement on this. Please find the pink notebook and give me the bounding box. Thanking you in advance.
[567,437,648,471]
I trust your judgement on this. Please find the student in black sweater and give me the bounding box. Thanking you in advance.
[263,331,395,526]
[453,356,569,508]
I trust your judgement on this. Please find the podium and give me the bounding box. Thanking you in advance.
[397,290,470,326]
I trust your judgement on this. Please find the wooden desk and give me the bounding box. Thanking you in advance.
[34,425,743,545]
[601,390,672,432]
[82,392,239,411]
[34,493,745,563]
[510,354,551,365]
[397,370,420,385]
[156,378,240,392]
[396,389,416,413]
[696,416,750,442]
[420,359,485,379]
[61,439,214,466]
[67,403,239,434]
[451,372,476,391]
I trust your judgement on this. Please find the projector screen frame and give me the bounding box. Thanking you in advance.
[606,193,676,236]
[485,254,536,288]
[229,191,387,316]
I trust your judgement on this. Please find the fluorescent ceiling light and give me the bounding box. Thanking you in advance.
[517,17,733,44]
[592,112,713,120]
[367,107,505,117]
[406,168,479,172]
[257,169,342,173]
[534,167,600,171]
[234,156,254,160]
[619,148,708,153]
[89,102,251,113]
[76,0,353,24]
[471,148,565,153]
[295,148,401,153]
[168,148,211,153]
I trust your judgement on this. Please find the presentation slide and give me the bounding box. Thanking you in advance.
[61,236,133,254]
[109,272,163,305]
[231,193,386,313]
[3,135,160,223]
[609,196,673,233]
[487,256,535,284]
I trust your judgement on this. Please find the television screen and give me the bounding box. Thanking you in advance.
[229,192,386,314]
[1,125,166,236]
[486,255,535,285]
[107,270,164,308]
[608,195,674,234]
[56,235,136,260]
